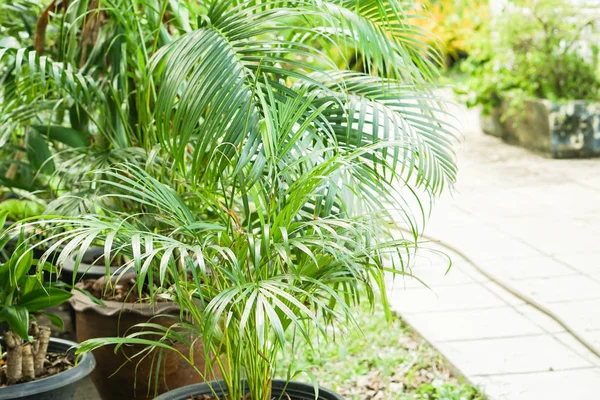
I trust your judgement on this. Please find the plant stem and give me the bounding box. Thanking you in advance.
[4,331,23,384]
[34,325,51,376]
[21,343,35,381]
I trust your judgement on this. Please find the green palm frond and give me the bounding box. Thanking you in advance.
[7,1,459,399]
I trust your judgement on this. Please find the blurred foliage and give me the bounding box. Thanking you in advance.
[458,0,600,114]
[0,199,45,222]
[413,0,490,66]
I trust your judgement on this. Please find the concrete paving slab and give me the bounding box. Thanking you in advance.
[508,275,600,303]
[479,256,578,281]
[404,307,544,342]
[548,299,600,331]
[471,368,600,400]
[584,330,600,348]
[438,335,592,376]
[553,333,600,367]
[513,304,566,334]
[387,282,507,314]
[553,252,600,275]
[481,282,526,306]
[395,267,476,289]
[388,101,600,399]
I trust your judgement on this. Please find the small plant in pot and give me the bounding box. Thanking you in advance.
[66,271,218,400]
[48,168,407,399]
[31,222,214,400]
[14,1,457,397]
[49,127,454,400]
[0,211,95,400]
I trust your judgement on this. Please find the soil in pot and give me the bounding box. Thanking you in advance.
[71,274,221,400]
[0,337,95,400]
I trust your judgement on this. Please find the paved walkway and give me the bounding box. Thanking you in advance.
[387,100,600,399]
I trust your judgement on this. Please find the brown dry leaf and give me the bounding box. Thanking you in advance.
[34,0,69,54]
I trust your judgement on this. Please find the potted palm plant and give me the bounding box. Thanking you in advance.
[0,211,95,399]
[50,153,438,400]
[12,1,456,398]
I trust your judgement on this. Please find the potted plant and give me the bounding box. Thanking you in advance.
[458,0,600,158]
[54,154,432,400]
[0,211,95,400]
[11,1,457,398]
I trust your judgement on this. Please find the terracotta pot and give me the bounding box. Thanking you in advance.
[70,277,219,400]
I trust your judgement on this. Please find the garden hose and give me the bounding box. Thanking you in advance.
[410,231,600,363]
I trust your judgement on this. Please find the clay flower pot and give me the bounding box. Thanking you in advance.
[70,276,220,400]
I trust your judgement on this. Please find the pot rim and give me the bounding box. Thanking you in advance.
[152,379,345,400]
[0,337,95,399]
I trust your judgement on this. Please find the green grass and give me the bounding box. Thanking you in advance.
[278,301,484,400]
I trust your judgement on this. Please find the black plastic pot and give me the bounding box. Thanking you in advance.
[0,337,95,400]
[153,380,345,400]
[60,247,132,283]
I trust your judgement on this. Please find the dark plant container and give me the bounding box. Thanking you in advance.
[0,337,95,400]
[153,380,345,400]
[69,276,220,400]
[60,247,132,283]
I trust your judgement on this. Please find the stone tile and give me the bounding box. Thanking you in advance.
[393,256,488,289]
[590,273,600,285]
[393,268,475,289]
[429,228,542,263]
[472,368,600,400]
[388,103,600,400]
[404,307,544,342]
[479,256,578,281]
[455,192,548,219]
[553,253,600,275]
[531,232,600,256]
[387,283,506,314]
[481,282,526,306]
[583,330,600,349]
[553,333,600,367]
[549,299,600,331]
[438,335,592,376]
[513,304,566,334]
[508,275,600,303]
[503,217,600,256]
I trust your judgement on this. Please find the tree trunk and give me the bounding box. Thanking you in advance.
[4,331,23,384]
